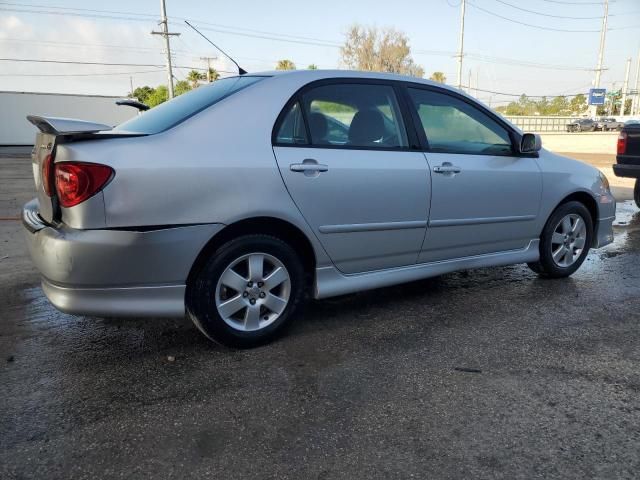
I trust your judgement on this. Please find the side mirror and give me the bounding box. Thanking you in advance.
[520,133,541,153]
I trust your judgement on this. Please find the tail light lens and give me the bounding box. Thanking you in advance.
[42,153,55,197]
[617,132,627,155]
[55,162,114,208]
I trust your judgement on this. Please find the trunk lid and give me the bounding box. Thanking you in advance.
[27,115,145,224]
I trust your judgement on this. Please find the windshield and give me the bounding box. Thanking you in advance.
[115,76,266,134]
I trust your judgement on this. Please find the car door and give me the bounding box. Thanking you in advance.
[404,86,542,263]
[272,81,431,274]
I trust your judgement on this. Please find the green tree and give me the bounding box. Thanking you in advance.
[307,64,318,70]
[429,71,446,84]
[175,80,192,96]
[341,24,424,77]
[146,85,168,107]
[187,70,206,88]
[129,86,154,104]
[570,94,587,115]
[276,59,296,70]
[550,95,569,115]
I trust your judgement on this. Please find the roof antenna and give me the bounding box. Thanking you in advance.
[184,20,247,75]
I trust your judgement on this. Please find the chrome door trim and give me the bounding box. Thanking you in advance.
[318,220,428,234]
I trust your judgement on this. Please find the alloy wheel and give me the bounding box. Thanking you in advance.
[215,252,291,332]
[550,213,587,268]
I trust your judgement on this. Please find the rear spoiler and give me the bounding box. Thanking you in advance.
[27,115,112,135]
[26,115,145,142]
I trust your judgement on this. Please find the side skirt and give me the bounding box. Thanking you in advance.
[314,240,540,299]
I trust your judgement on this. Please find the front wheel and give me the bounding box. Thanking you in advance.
[528,201,593,278]
[186,235,305,348]
[635,179,640,209]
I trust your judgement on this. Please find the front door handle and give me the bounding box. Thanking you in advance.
[433,163,461,174]
[290,159,329,176]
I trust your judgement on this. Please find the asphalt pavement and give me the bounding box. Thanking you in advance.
[1,153,639,479]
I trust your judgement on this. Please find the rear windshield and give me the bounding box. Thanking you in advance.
[115,76,266,134]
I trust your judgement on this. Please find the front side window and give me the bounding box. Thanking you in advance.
[408,88,513,155]
[300,83,409,149]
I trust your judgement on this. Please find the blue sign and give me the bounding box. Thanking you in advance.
[588,88,606,106]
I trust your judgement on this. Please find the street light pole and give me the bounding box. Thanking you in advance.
[622,57,631,116]
[591,0,608,117]
[456,0,466,90]
[633,50,640,116]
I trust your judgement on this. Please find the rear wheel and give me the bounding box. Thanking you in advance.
[186,235,305,348]
[635,179,640,209]
[527,201,593,278]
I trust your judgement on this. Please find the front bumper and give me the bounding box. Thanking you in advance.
[22,199,223,317]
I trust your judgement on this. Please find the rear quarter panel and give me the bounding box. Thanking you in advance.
[57,75,333,267]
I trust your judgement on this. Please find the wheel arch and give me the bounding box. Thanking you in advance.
[556,190,598,224]
[186,216,317,288]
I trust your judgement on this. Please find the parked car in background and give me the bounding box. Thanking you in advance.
[614,122,640,207]
[22,70,616,348]
[596,117,624,131]
[567,118,596,132]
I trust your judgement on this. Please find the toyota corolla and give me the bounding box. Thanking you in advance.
[23,70,616,347]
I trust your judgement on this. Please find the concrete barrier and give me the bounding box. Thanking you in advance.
[540,132,618,155]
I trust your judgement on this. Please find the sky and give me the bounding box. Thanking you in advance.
[0,0,639,106]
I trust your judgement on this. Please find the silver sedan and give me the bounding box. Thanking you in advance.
[23,70,616,347]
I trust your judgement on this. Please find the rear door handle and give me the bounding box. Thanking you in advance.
[433,164,461,174]
[290,163,329,173]
[290,160,329,176]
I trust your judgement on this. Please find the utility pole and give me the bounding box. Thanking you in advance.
[200,56,217,82]
[151,0,180,99]
[468,69,472,95]
[475,69,479,98]
[456,0,466,90]
[621,57,631,117]
[590,0,609,117]
[633,49,640,116]
[129,76,134,97]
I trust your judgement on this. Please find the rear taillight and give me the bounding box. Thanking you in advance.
[617,131,627,155]
[42,153,55,197]
[55,162,114,208]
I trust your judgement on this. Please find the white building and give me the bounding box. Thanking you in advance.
[0,91,138,145]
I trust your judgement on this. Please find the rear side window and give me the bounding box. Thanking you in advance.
[408,88,513,155]
[115,76,265,134]
[275,102,308,144]
[297,83,409,149]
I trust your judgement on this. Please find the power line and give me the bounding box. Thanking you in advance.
[462,85,590,98]
[491,0,604,19]
[0,69,163,77]
[0,37,186,54]
[539,0,606,5]
[0,1,155,17]
[0,57,237,73]
[466,1,601,32]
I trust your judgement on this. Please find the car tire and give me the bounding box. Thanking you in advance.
[602,125,608,132]
[527,201,593,278]
[186,234,306,348]
[635,179,640,209]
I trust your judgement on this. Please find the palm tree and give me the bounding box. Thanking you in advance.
[207,68,220,82]
[187,69,205,88]
[276,59,296,71]
[429,72,446,84]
